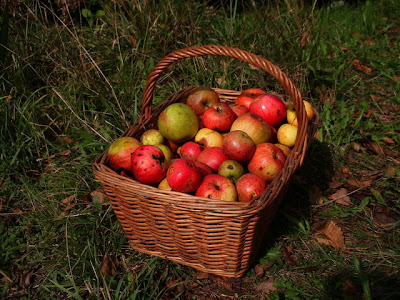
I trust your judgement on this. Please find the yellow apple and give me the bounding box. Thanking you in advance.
[274,143,291,157]
[277,123,298,148]
[286,100,315,126]
[194,128,223,148]
[158,177,172,190]
[140,129,165,145]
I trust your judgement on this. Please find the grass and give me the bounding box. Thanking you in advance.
[1,0,399,298]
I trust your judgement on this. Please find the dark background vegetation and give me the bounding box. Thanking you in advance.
[1,0,399,299]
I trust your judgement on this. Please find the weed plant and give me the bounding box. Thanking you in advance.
[1,0,399,298]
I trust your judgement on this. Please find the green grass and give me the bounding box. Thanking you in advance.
[1,0,399,298]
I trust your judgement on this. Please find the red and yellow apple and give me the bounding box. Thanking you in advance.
[202,102,237,132]
[248,143,286,182]
[108,137,142,171]
[194,128,224,148]
[230,112,272,145]
[196,147,230,172]
[235,88,266,108]
[222,130,256,162]
[185,86,220,115]
[236,173,268,202]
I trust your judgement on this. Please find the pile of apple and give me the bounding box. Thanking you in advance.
[107,87,315,202]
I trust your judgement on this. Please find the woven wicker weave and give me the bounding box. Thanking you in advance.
[93,45,317,277]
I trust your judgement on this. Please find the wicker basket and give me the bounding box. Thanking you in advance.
[93,45,317,278]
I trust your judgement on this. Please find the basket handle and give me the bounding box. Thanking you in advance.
[140,45,309,164]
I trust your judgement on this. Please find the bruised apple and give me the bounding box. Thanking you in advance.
[131,145,167,185]
[194,128,224,148]
[248,143,286,182]
[108,137,142,171]
[217,160,245,183]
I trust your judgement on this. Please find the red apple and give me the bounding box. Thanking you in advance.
[179,141,204,161]
[222,130,256,162]
[230,104,249,117]
[248,143,286,182]
[194,161,214,178]
[185,86,220,115]
[235,88,266,108]
[167,140,180,153]
[249,94,287,127]
[236,173,268,202]
[196,147,230,172]
[268,124,277,143]
[230,112,272,145]
[158,103,198,143]
[195,174,237,202]
[167,159,202,193]
[131,145,167,185]
[202,103,237,132]
[108,137,142,171]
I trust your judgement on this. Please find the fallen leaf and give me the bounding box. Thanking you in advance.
[195,271,210,280]
[211,274,233,291]
[100,254,119,276]
[371,95,382,101]
[340,46,350,52]
[329,179,343,189]
[352,142,364,152]
[314,220,346,250]
[282,243,297,266]
[59,135,76,145]
[393,76,400,82]
[346,178,373,188]
[329,188,351,206]
[382,137,396,145]
[90,189,109,205]
[352,32,363,38]
[352,59,374,75]
[362,40,374,45]
[255,264,268,278]
[300,32,310,48]
[61,194,77,205]
[369,142,385,156]
[255,278,277,294]
[45,149,72,160]
[373,207,397,230]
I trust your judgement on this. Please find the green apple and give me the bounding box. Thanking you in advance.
[217,160,245,183]
[157,103,199,143]
[141,129,165,145]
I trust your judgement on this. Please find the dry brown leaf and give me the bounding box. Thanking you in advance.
[347,178,373,188]
[362,40,374,45]
[340,46,350,52]
[59,135,76,145]
[393,76,400,82]
[352,59,374,75]
[373,207,397,230]
[90,189,109,205]
[352,142,363,152]
[382,137,396,145]
[255,278,277,294]
[314,220,346,250]
[329,188,351,206]
[329,179,343,189]
[300,32,310,48]
[369,142,385,156]
[371,95,383,101]
[45,149,72,160]
[352,32,363,38]
[61,194,77,205]
[100,254,119,276]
